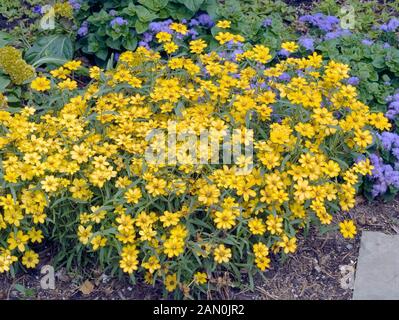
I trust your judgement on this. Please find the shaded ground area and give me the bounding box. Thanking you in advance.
[1,197,398,300]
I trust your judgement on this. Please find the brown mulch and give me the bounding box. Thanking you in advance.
[1,197,399,300]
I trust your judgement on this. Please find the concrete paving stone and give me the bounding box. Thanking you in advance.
[353,231,399,300]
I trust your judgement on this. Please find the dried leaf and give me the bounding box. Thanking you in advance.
[339,265,355,290]
[80,280,94,295]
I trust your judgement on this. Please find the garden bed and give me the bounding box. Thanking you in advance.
[1,0,399,301]
[1,197,398,300]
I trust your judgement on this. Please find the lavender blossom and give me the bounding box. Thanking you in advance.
[298,37,314,51]
[110,17,128,28]
[77,21,89,37]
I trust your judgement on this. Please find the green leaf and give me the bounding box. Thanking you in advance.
[135,5,159,22]
[138,0,169,11]
[25,35,73,66]
[0,31,14,47]
[176,0,204,12]
[31,57,68,68]
[0,73,11,91]
[135,20,149,34]
[123,34,138,51]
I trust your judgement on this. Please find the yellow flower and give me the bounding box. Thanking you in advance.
[64,60,82,71]
[7,231,29,252]
[194,272,207,285]
[170,22,188,35]
[164,42,178,54]
[198,184,220,206]
[77,225,93,245]
[156,32,172,43]
[266,214,283,235]
[189,39,207,54]
[163,237,185,258]
[58,78,78,90]
[248,218,266,235]
[30,77,51,92]
[214,244,232,264]
[278,235,297,254]
[214,210,236,229]
[91,235,107,251]
[22,250,39,268]
[28,228,44,243]
[281,41,299,53]
[255,256,270,271]
[165,273,178,292]
[339,220,357,239]
[125,187,142,204]
[216,20,231,28]
[120,255,138,274]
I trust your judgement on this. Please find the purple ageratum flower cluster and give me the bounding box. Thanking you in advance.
[262,18,272,27]
[110,17,128,28]
[299,13,353,41]
[196,13,214,28]
[369,154,399,197]
[298,37,314,51]
[68,0,81,10]
[369,90,399,197]
[299,13,340,32]
[324,29,351,40]
[385,91,399,120]
[361,39,374,46]
[149,19,173,33]
[32,5,42,14]
[78,21,89,37]
[347,76,360,86]
[380,18,399,32]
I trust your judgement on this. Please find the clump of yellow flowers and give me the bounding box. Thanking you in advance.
[0,26,391,296]
[0,46,35,85]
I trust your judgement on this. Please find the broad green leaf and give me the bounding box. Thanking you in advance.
[0,31,14,47]
[138,0,169,11]
[0,73,10,91]
[25,35,73,66]
[135,5,159,22]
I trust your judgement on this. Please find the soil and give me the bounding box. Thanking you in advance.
[1,196,398,300]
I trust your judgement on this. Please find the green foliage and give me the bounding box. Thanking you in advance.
[315,35,399,110]
[76,0,217,62]
[314,0,396,32]
[213,0,296,42]
[25,34,74,68]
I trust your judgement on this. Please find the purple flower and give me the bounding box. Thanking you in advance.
[278,72,291,82]
[361,39,374,46]
[189,19,199,27]
[381,18,399,32]
[298,37,314,51]
[347,77,359,86]
[138,41,150,49]
[188,29,199,39]
[324,29,351,40]
[197,14,214,28]
[278,49,290,57]
[68,0,81,10]
[109,10,118,17]
[149,19,172,33]
[142,32,153,42]
[32,5,42,14]
[299,13,340,32]
[110,17,128,28]
[262,18,272,27]
[77,21,89,37]
[387,18,399,31]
